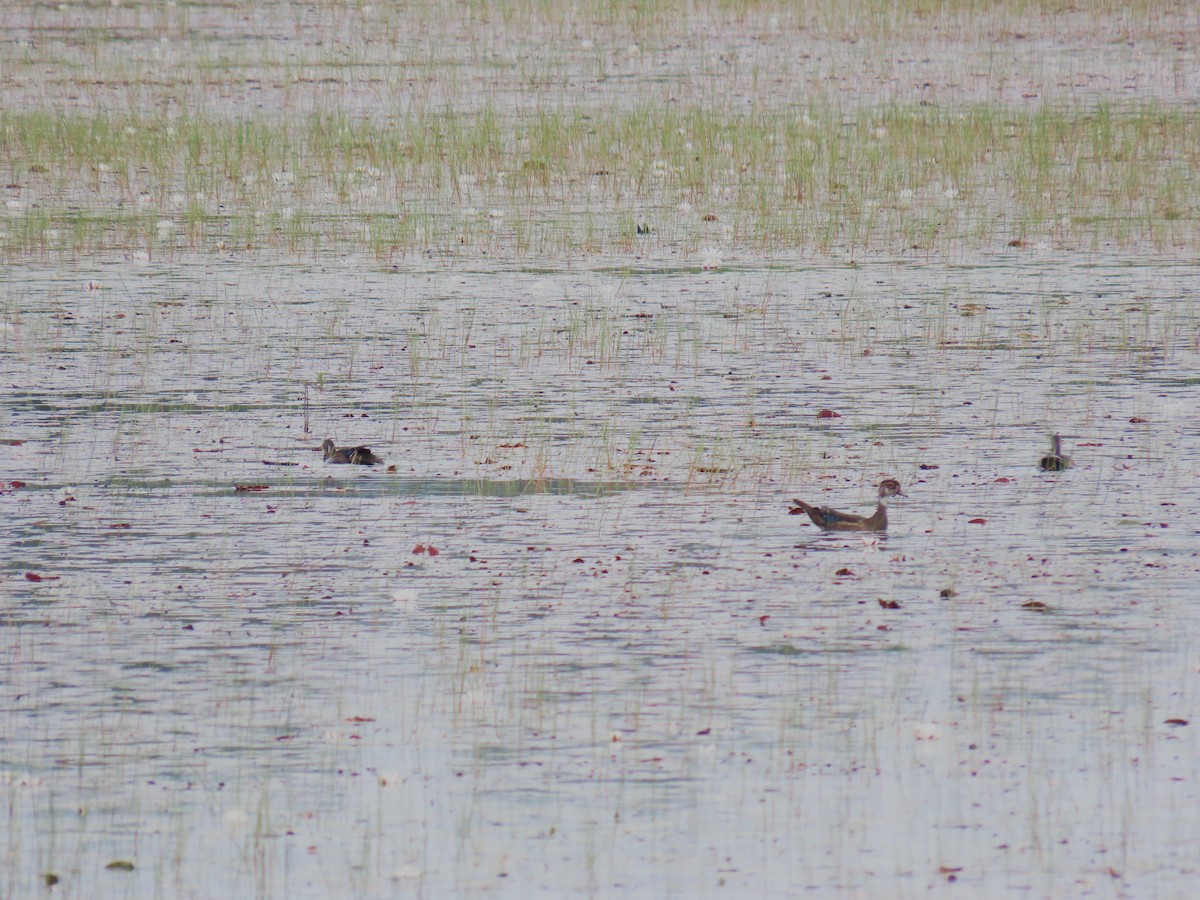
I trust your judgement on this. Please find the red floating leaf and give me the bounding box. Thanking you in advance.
[412,544,426,554]
[816,409,841,419]
[878,599,901,609]
[427,546,439,556]
[108,523,131,529]
[234,484,269,492]
[1021,600,1049,610]
[24,572,43,582]
[835,568,855,576]
[1164,718,1188,726]
[1129,416,1148,423]
[968,517,987,524]
[994,477,1010,483]
[9,480,26,488]
[758,615,770,626]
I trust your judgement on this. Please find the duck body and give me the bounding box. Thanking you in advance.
[1039,434,1071,471]
[321,438,383,466]
[789,479,905,532]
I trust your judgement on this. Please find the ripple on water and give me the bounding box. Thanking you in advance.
[3,256,1200,895]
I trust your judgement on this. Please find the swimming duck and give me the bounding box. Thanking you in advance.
[1038,434,1072,471]
[321,438,383,466]
[788,479,905,532]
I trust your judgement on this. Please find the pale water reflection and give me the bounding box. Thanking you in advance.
[3,256,1200,896]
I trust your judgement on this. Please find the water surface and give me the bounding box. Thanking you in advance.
[3,254,1200,896]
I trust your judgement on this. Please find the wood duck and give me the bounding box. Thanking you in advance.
[1039,434,1071,471]
[321,438,383,466]
[788,479,905,532]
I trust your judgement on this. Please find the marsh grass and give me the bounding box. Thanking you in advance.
[448,0,1186,46]
[4,103,1199,261]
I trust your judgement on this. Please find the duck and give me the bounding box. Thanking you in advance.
[1038,434,1072,471]
[321,438,383,466]
[788,479,905,532]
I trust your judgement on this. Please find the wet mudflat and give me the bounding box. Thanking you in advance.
[4,1,1200,896]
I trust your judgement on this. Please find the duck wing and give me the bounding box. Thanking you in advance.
[789,500,863,530]
[815,505,867,527]
[348,447,381,465]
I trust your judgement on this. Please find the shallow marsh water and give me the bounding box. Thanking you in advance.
[4,0,1200,896]
[4,254,1200,897]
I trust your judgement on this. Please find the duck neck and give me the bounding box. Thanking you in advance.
[869,504,888,529]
